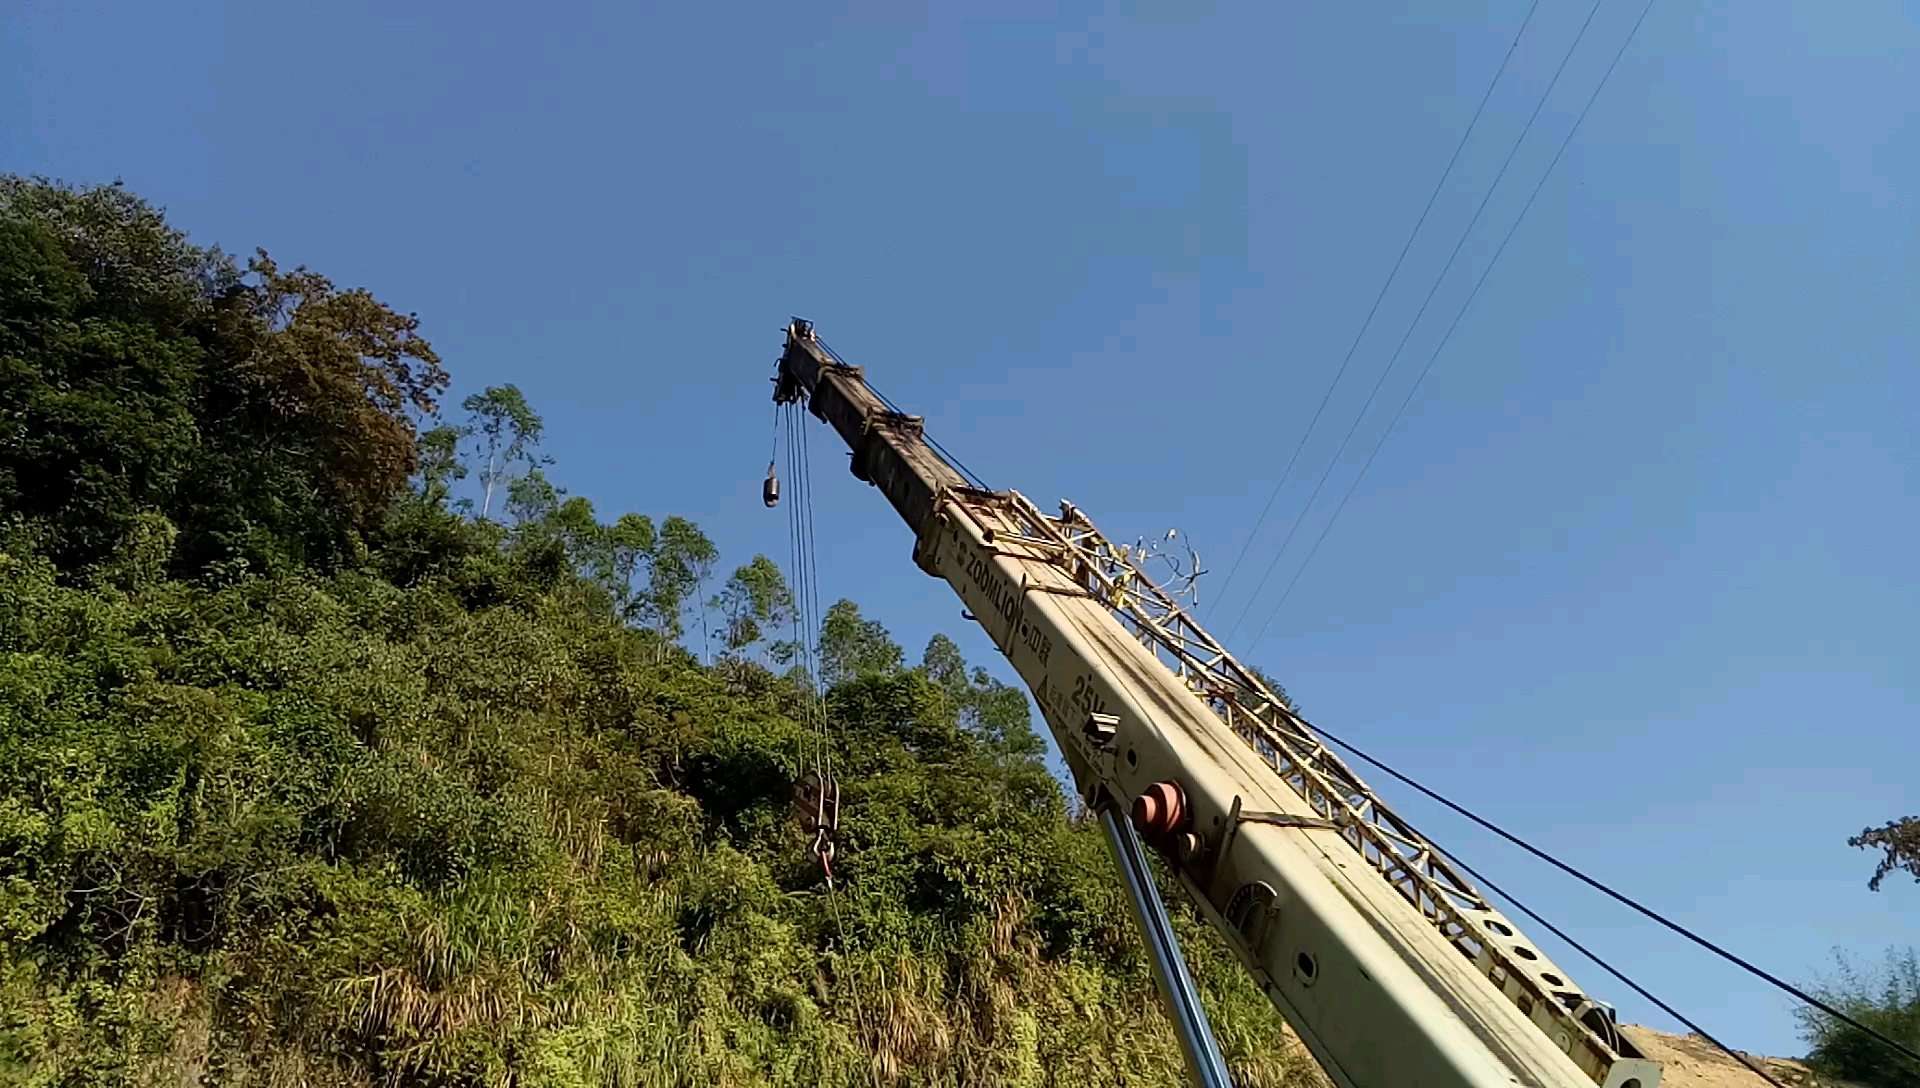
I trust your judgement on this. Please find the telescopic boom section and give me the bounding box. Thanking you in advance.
[772,320,1661,1088]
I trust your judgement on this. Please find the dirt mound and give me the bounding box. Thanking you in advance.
[1620,1024,1855,1088]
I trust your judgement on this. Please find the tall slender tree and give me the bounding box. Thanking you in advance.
[461,384,543,519]
[645,516,717,642]
[819,599,903,684]
[711,555,795,657]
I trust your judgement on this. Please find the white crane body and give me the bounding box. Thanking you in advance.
[772,320,1661,1088]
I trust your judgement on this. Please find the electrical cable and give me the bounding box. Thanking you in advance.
[1206,0,1544,625]
[1442,846,1792,1088]
[1222,0,1608,648]
[1301,712,1920,1070]
[1244,0,1652,651]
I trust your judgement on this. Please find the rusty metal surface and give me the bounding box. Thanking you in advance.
[773,321,967,537]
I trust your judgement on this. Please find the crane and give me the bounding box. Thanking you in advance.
[770,318,1663,1088]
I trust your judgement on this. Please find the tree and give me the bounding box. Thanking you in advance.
[0,177,447,577]
[600,513,659,617]
[919,634,1042,759]
[1854,817,1920,892]
[711,555,795,655]
[819,599,903,685]
[416,423,468,508]
[504,469,659,618]
[1244,664,1298,713]
[1796,948,1920,1088]
[175,250,447,573]
[461,384,543,519]
[0,176,229,327]
[504,465,564,526]
[1236,663,1297,713]
[0,208,203,571]
[643,515,716,641]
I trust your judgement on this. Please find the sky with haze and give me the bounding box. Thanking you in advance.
[4,0,1915,1061]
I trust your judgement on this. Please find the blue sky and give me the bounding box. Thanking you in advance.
[5,0,1914,1061]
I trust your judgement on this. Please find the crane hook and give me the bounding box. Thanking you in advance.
[763,461,780,507]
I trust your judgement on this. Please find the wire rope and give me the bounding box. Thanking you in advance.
[1244,0,1654,651]
[1442,844,1791,1088]
[817,333,989,488]
[1223,0,1609,648]
[1207,0,1545,624]
[1296,702,1920,1069]
[776,392,873,1080]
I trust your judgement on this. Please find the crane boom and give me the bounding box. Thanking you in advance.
[772,320,1661,1088]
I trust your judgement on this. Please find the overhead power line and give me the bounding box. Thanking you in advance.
[1244,0,1653,650]
[1445,845,1791,1088]
[1307,709,1920,1072]
[1223,0,1608,649]
[1228,2,1920,1074]
[1206,0,1545,625]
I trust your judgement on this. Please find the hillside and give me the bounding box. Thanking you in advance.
[0,176,1325,1086]
[1619,1026,1860,1088]
[9,175,1872,1088]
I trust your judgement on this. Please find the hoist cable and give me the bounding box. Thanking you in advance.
[803,425,830,760]
[780,405,811,766]
[1206,0,1545,625]
[776,398,870,1071]
[778,406,805,770]
[1222,0,1608,649]
[1303,710,1920,1069]
[798,412,835,778]
[783,404,818,758]
[1244,0,1653,651]
[782,402,830,775]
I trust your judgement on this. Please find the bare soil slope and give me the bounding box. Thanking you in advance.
[1621,1025,1856,1088]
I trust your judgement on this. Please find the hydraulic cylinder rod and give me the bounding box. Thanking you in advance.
[1099,798,1235,1088]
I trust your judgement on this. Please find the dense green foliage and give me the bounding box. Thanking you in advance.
[0,178,1316,1086]
[1797,949,1920,1088]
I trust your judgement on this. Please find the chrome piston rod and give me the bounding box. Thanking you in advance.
[1098,800,1234,1088]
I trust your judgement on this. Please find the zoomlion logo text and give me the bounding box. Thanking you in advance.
[964,550,1021,632]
